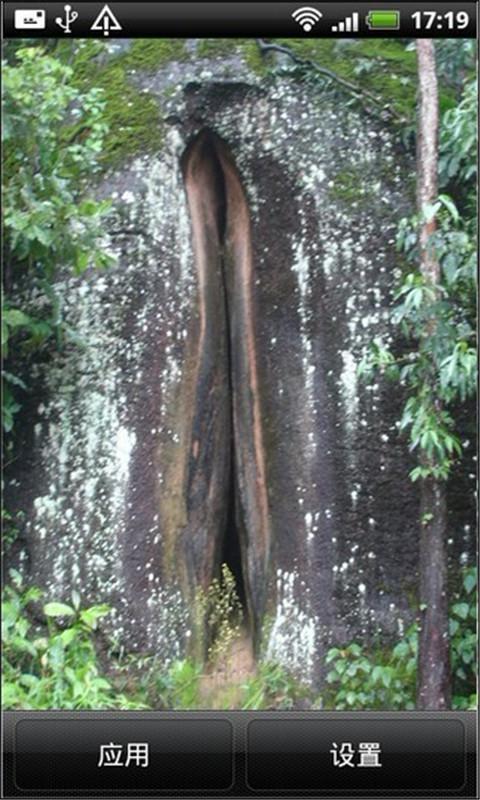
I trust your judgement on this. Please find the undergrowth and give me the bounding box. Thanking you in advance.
[2,566,476,711]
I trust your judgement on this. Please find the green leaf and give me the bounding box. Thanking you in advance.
[2,371,27,390]
[59,628,78,646]
[438,194,460,222]
[463,572,476,595]
[19,673,39,688]
[43,602,75,617]
[423,201,441,223]
[371,665,383,684]
[3,309,32,328]
[79,604,111,629]
[75,249,90,273]
[449,618,459,636]
[325,648,341,663]
[452,603,469,620]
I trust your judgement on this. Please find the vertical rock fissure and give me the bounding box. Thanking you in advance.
[182,129,251,641]
[214,137,249,620]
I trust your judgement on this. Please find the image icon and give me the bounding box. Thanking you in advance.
[14,9,46,29]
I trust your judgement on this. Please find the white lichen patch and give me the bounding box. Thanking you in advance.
[339,350,359,435]
[266,569,317,683]
[20,133,198,656]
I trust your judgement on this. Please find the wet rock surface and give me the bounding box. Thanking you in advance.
[5,43,474,686]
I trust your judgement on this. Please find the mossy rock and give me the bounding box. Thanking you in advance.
[271,38,456,122]
[63,38,455,171]
[329,168,376,204]
[68,40,189,169]
[196,38,267,74]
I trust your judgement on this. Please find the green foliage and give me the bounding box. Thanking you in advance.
[450,566,477,708]
[360,56,476,484]
[121,657,203,710]
[138,656,205,709]
[439,79,477,207]
[435,41,476,95]
[1,508,23,555]
[395,207,475,480]
[323,629,418,710]
[2,46,114,435]
[4,566,476,710]
[2,572,136,709]
[152,659,203,709]
[241,662,309,710]
[322,567,477,711]
[3,47,112,275]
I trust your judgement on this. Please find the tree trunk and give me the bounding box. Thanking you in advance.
[416,39,451,710]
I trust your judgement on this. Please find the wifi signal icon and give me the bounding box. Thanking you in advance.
[291,6,323,32]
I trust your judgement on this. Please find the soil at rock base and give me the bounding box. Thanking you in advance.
[198,628,256,708]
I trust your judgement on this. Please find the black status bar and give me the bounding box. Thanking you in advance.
[3,2,478,38]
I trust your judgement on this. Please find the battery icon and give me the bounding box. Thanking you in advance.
[366,10,401,30]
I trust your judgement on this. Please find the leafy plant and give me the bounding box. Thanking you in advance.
[2,571,137,709]
[322,566,477,711]
[241,662,309,710]
[361,194,476,483]
[360,62,476,487]
[450,566,477,709]
[2,45,114,435]
[439,80,477,187]
[323,628,418,711]
[158,660,203,709]
[111,653,203,710]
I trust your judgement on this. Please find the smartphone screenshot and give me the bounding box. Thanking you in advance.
[2,2,478,798]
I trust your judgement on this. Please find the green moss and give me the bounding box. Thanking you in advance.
[66,38,457,168]
[271,39,455,123]
[122,39,188,70]
[70,40,189,169]
[94,63,164,167]
[329,169,371,204]
[242,41,268,75]
[196,39,233,59]
[196,39,267,75]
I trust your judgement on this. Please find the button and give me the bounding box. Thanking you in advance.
[247,719,465,792]
[15,719,233,792]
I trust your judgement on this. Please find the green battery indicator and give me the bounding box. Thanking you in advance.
[366,10,401,30]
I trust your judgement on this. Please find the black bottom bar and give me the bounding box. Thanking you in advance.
[2,711,477,798]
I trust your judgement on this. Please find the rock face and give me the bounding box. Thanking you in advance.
[5,41,474,686]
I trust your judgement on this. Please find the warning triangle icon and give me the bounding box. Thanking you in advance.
[91,4,122,36]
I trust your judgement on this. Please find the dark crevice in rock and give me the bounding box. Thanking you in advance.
[182,128,253,645]
[209,130,249,624]
[220,453,247,612]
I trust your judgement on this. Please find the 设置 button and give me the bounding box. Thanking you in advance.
[247,718,465,792]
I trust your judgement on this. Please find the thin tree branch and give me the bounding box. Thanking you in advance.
[255,39,406,124]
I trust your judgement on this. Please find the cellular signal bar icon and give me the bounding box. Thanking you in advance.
[331,12,359,32]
